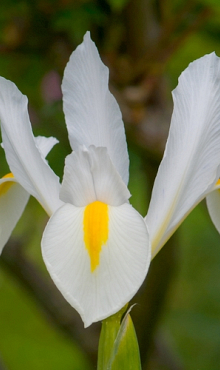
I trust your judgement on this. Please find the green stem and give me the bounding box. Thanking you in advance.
[97,305,128,370]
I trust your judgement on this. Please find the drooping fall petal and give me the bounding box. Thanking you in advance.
[0,77,62,216]
[42,202,150,327]
[62,32,129,185]
[146,53,220,258]
[0,174,29,254]
[0,136,61,253]
[206,181,220,233]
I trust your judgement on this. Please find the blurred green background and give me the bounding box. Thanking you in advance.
[1,0,220,369]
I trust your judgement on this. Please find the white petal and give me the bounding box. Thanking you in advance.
[0,77,62,216]
[60,146,130,207]
[146,53,220,258]
[206,181,220,233]
[42,202,150,327]
[0,136,58,253]
[35,135,58,158]
[62,32,129,185]
[0,176,29,254]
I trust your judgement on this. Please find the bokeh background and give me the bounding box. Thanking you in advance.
[0,0,220,369]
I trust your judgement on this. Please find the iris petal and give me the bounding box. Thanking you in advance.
[0,175,29,254]
[42,202,150,327]
[60,146,130,207]
[62,32,129,185]
[0,77,62,216]
[146,53,220,258]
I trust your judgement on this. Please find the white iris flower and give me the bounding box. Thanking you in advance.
[0,33,220,327]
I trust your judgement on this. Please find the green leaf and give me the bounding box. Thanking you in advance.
[107,311,142,370]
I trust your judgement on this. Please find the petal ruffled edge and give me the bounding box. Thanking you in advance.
[60,146,130,207]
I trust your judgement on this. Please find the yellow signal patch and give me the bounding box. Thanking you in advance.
[0,173,15,196]
[83,201,109,272]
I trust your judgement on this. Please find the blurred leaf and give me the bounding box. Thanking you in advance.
[52,3,106,43]
[0,264,92,370]
[160,204,220,370]
[199,0,220,7]
[106,0,130,11]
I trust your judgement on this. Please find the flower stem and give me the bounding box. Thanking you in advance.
[97,305,128,370]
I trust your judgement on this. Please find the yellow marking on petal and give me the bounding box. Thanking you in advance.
[83,201,109,272]
[2,173,14,179]
[214,179,220,194]
[0,173,15,196]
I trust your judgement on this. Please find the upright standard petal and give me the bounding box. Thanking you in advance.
[0,77,63,216]
[42,202,150,327]
[146,53,220,258]
[62,32,129,185]
[206,181,220,233]
[0,174,29,254]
